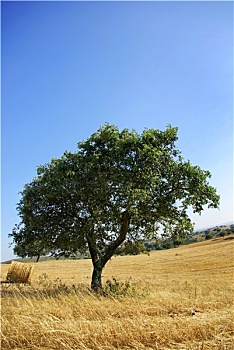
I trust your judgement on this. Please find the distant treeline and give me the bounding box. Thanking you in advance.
[144,224,234,252]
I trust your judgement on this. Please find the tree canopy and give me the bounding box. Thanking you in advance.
[10,124,220,291]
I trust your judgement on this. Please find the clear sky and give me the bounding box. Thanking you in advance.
[1,1,233,262]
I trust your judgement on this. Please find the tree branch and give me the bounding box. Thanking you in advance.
[101,210,130,266]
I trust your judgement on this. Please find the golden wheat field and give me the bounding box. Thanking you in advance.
[1,235,234,350]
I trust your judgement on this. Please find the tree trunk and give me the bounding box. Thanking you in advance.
[88,210,131,293]
[91,261,103,292]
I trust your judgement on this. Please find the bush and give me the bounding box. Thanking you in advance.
[117,241,148,256]
[205,233,213,240]
[219,231,226,237]
[181,236,198,245]
[161,240,174,249]
[104,277,149,298]
[104,277,133,297]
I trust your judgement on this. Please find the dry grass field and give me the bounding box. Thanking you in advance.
[1,235,234,350]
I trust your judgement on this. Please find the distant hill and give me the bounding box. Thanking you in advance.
[2,223,234,264]
[2,255,55,264]
[194,221,234,232]
[192,223,234,240]
[144,223,234,252]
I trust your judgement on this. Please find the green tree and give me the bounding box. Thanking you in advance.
[10,228,48,262]
[9,124,220,291]
[116,241,148,256]
[12,225,50,262]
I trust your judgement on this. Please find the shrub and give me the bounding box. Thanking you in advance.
[117,241,148,256]
[219,231,226,237]
[104,277,149,298]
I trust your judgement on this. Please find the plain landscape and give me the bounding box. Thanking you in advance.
[1,234,234,350]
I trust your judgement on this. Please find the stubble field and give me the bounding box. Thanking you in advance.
[1,235,234,350]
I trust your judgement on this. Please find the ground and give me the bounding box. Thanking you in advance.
[1,235,233,349]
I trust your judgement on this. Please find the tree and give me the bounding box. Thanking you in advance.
[9,124,220,291]
[116,241,148,256]
[10,225,49,262]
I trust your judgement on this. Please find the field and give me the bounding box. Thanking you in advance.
[1,235,234,350]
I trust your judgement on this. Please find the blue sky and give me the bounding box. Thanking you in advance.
[1,1,233,262]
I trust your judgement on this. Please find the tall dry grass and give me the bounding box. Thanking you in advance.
[1,235,234,349]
